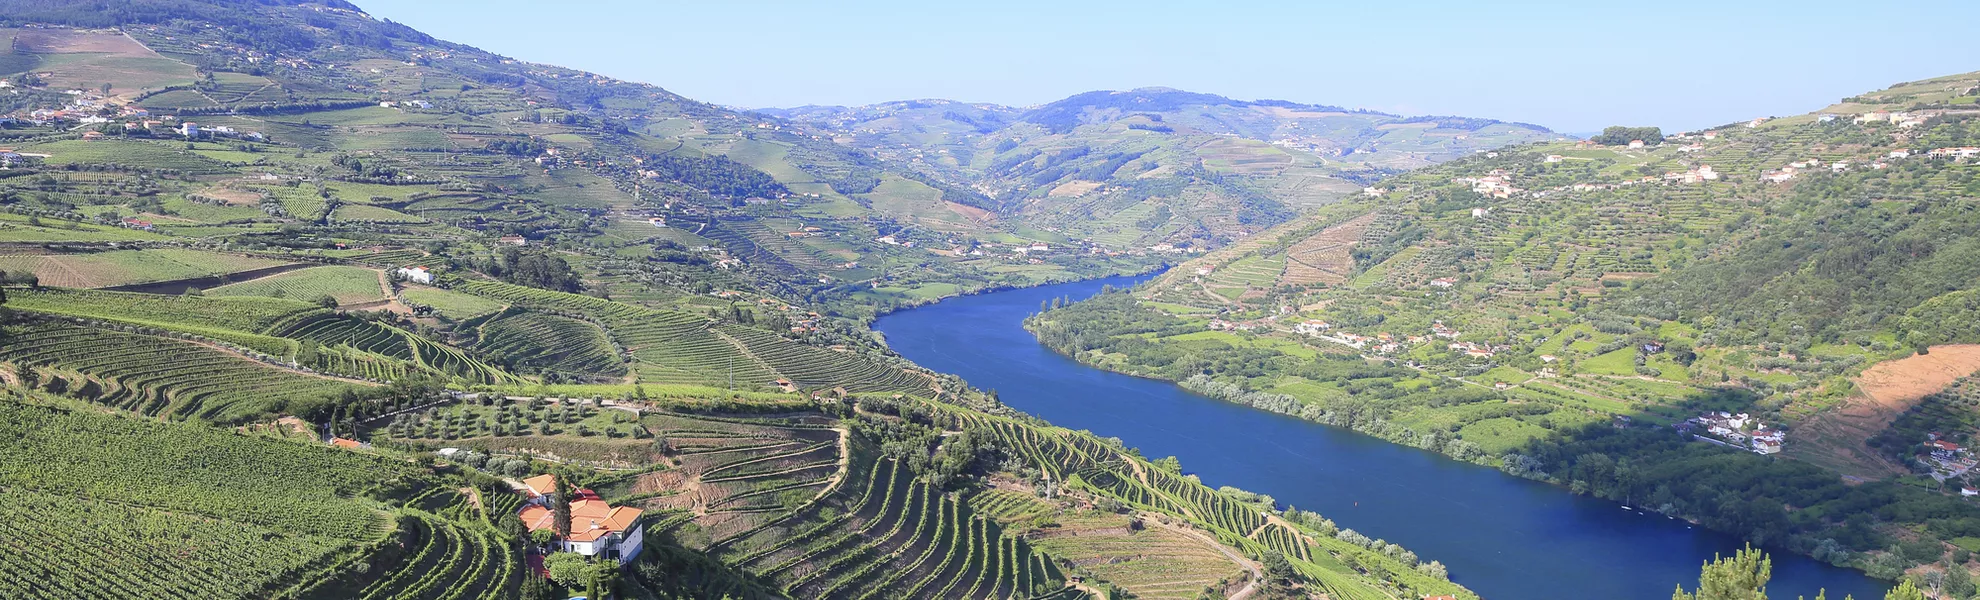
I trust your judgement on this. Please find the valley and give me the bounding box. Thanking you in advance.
[0,1,1975,599]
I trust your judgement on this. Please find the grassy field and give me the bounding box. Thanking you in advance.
[1,28,198,94]
[331,204,428,224]
[209,265,387,304]
[399,286,506,319]
[23,139,232,172]
[0,213,170,242]
[0,249,288,288]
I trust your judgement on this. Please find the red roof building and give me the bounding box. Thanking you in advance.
[517,474,645,564]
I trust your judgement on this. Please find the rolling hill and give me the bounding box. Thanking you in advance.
[758,88,1558,248]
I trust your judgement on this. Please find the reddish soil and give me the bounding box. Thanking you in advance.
[1279,212,1375,286]
[1788,345,1980,480]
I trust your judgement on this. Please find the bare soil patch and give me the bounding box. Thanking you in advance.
[943,200,996,225]
[13,29,151,55]
[198,186,264,206]
[1047,180,1103,198]
[1788,345,1980,480]
[1278,212,1375,286]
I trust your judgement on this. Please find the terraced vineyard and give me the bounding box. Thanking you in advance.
[473,311,626,378]
[0,400,416,600]
[714,450,1065,599]
[0,320,368,423]
[453,279,769,386]
[940,406,1465,599]
[599,412,842,541]
[718,325,934,394]
[454,279,927,392]
[0,486,350,600]
[4,288,316,355]
[329,489,521,600]
[340,248,430,268]
[271,312,516,384]
[702,217,839,275]
[592,409,1071,599]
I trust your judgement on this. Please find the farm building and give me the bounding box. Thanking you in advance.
[395,266,434,284]
[518,474,645,565]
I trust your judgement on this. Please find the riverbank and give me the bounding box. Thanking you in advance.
[1020,284,1980,588]
[877,273,1890,600]
[859,260,1171,322]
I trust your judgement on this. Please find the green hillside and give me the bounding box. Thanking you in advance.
[0,1,1475,599]
[1029,70,1980,583]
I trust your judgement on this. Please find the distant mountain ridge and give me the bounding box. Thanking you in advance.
[756,86,1559,248]
[758,86,1552,136]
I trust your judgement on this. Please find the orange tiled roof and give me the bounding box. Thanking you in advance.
[520,504,554,530]
[517,475,642,542]
[521,474,557,497]
[329,438,363,449]
[568,506,645,542]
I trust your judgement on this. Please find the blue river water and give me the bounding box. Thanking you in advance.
[872,273,1890,600]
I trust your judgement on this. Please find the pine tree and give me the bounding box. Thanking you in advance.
[1881,580,1924,600]
[1667,545,1953,600]
[1671,545,1770,600]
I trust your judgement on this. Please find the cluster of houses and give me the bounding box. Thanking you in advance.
[1682,411,1784,455]
[1282,317,1505,358]
[1145,243,1205,255]
[1918,434,1978,484]
[1269,135,1348,157]
[1758,145,1959,183]
[1849,110,1931,129]
[1446,341,1496,358]
[1928,147,1980,161]
[1455,170,1521,198]
[1662,164,1719,184]
[7,89,266,142]
[172,121,260,141]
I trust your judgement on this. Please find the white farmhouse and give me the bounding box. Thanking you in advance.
[395,266,434,284]
[518,475,646,565]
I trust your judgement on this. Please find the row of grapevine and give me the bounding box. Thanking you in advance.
[273,312,415,359]
[452,279,778,387]
[271,312,515,384]
[0,487,347,600]
[716,449,1062,600]
[0,401,410,538]
[717,325,934,394]
[0,320,367,422]
[472,311,626,377]
[453,278,932,393]
[346,492,519,600]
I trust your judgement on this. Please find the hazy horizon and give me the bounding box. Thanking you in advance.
[354,1,1980,133]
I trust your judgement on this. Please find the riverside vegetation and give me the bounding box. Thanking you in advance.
[1027,72,1980,590]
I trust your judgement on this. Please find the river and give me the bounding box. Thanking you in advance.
[873,273,1890,600]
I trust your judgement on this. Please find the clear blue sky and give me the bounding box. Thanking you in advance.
[359,0,1980,133]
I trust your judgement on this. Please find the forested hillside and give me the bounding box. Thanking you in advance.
[1029,71,1980,587]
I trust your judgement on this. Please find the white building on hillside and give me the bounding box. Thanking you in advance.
[518,475,646,565]
[395,266,434,284]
